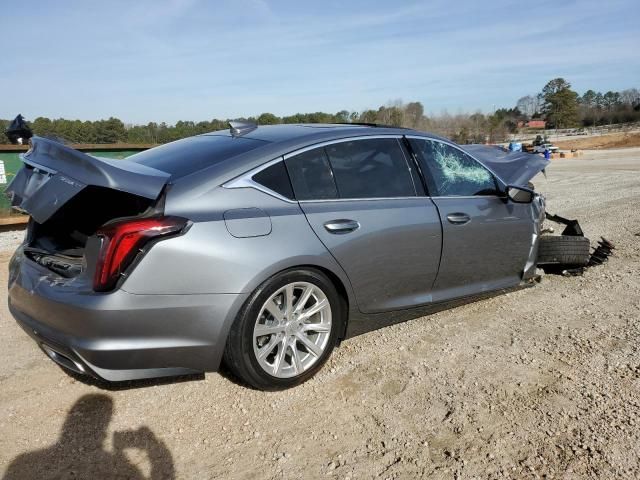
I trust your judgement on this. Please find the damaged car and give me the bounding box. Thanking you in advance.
[8,123,558,390]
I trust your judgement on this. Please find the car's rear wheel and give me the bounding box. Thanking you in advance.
[223,269,343,390]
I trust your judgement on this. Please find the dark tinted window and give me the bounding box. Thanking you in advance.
[129,135,265,179]
[325,138,415,198]
[252,161,294,199]
[409,139,498,196]
[285,148,338,200]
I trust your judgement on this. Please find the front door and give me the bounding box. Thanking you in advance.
[407,137,534,301]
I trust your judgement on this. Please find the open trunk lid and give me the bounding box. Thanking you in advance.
[5,137,170,223]
[462,144,549,186]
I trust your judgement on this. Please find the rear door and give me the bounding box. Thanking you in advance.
[407,137,534,301]
[285,136,442,313]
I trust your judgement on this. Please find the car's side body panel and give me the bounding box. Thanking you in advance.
[298,197,442,313]
[430,197,535,301]
[124,187,355,300]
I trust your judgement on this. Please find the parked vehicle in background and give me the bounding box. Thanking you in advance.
[6,123,549,390]
[534,143,559,154]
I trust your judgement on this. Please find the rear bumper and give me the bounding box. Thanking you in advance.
[8,252,248,382]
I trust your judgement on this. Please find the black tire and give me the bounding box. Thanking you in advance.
[537,235,590,266]
[223,268,344,391]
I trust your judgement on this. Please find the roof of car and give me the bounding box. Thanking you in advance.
[156,123,449,189]
[200,123,437,143]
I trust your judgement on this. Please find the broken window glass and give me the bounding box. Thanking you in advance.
[409,139,497,196]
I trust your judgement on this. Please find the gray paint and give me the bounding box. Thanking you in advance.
[7,124,548,382]
[429,197,534,299]
[298,198,442,312]
[223,208,272,238]
[5,136,169,223]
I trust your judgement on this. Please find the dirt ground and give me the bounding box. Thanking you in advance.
[1,148,639,479]
[554,131,640,150]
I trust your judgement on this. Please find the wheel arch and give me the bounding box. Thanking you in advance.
[295,264,351,339]
[242,262,353,340]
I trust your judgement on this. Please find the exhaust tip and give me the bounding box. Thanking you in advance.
[41,344,86,375]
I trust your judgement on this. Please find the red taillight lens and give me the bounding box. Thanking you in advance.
[93,216,187,292]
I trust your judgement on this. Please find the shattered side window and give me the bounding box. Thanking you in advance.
[409,139,498,196]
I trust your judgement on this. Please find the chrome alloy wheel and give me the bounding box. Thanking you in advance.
[253,281,332,378]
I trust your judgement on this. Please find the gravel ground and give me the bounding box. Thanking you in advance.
[0,148,639,479]
[0,229,24,251]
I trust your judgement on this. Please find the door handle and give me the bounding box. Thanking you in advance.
[446,213,471,225]
[323,219,360,234]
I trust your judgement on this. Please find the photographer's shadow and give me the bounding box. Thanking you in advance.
[3,394,175,480]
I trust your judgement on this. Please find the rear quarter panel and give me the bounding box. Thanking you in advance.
[122,187,355,302]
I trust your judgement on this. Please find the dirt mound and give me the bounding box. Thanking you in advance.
[555,131,640,150]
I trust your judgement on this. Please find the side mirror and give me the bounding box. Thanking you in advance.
[506,185,534,203]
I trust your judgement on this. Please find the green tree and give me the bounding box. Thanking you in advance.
[602,91,621,110]
[581,89,597,108]
[541,78,579,128]
[404,102,425,129]
[358,110,378,123]
[334,110,350,123]
[257,113,280,125]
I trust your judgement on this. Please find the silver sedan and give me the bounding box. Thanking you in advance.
[7,123,547,390]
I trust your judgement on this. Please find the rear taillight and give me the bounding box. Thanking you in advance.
[93,216,187,292]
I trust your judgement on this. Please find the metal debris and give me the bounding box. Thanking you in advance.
[542,213,615,277]
[587,237,615,267]
[545,213,584,236]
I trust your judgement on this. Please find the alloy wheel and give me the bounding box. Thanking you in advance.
[252,281,332,378]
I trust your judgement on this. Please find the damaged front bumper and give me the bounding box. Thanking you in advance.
[523,193,547,281]
[539,213,615,275]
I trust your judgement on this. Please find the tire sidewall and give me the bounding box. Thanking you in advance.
[232,268,343,390]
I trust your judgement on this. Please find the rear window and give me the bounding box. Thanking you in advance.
[128,135,266,178]
[252,161,294,199]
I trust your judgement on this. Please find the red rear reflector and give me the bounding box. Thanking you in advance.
[93,216,186,292]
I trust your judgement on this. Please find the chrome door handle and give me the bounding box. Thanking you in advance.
[323,219,360,234]
[446,213,471,225]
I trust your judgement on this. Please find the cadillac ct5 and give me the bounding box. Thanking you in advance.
[6,123,550,390]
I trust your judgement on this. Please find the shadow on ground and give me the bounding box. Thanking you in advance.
[2,394,175,480]
[62,367,205,391]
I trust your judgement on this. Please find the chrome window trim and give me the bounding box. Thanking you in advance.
[299,196,424,204]
[224,134,419,203]
[429,195,505,200]
[281,134,405,161]
[223,156,297,204]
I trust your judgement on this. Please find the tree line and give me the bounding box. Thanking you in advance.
[2,79,638,146]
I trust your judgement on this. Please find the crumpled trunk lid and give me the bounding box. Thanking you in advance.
[5,137,170,223]
[463,144,549,186]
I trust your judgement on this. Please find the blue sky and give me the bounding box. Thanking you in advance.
[1,0,638,124]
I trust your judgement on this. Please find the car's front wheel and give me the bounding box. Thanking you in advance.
[223,269,344,390]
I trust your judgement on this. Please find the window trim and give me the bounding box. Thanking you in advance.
[405,135,505,198]
[223,156,298,203]
[289,136,420,202]
[224,134,421,203]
